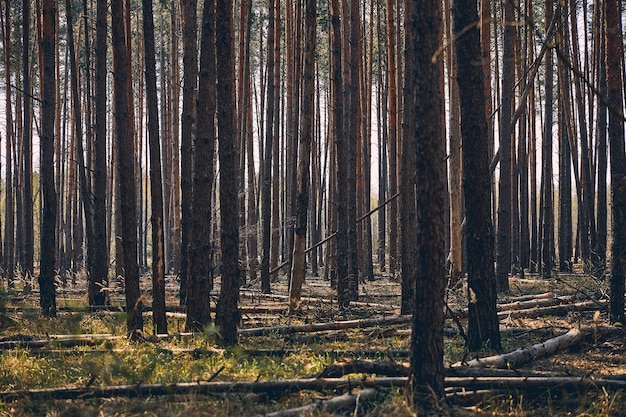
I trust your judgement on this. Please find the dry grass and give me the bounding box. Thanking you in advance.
[0,269,625,416]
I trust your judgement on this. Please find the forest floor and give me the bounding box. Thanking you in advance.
[0,266,625,416]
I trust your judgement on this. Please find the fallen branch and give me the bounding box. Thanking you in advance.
[240,292,397,311]
[498,300,607,321]
[260,388,380,417]
[497,295,575,312]
[0,377,408,402]
[318,359,558,379]
[452,328,586,368]
[238,315,411,337]
[4,375,626,403]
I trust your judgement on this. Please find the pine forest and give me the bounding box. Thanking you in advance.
[0,0,625,414]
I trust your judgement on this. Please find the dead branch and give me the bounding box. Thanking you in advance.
[0,377,409,402]
[498,300,607,320]
[238,315,411,337]
[240,291,397,311]
[452,328,587,368]
[3,375,626,403]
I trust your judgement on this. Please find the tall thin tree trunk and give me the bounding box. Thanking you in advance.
[454,0,501,352]
[22,0,35,281]
[143,0,167,334]
[605,0,626,324]
[214,0,240,345]
[260,0,276,294]
[39,0,57,316]
[288,0,316,311]
[2,0,15,283]
[386,0,398,278]
[186,0,216,332]
[179,0,197,305]
[93,0,109,303]
[495,0,514,292]
[541,0,555,279]
[112,0,143,335]
[406,0,446,404]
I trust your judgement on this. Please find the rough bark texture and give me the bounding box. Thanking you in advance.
[605,0,626,324]
[404,0,446,404]
[540,0,555,279]
[260,0,275,294]
[495,0,515,292]
[453,0,501,352]
[215,0,241,345]
[111,0,143,334]
[143,0,167,334]
[38,0,57,317]
[21,0,34,279]
[178,0,198,305]
[288,0,316,311]
[93,0,109,307]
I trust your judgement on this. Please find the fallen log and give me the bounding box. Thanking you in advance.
[318,359,559,379]
[500,292,554,302]
[318,359,409,378]
[452,328,586,368]
[498,300,607,321]
[0,377,409,402]
[240,292,397,311]
[238,315,411,337]
[497,296,575,312]
[260,388,379,417]
[3,375,626,403]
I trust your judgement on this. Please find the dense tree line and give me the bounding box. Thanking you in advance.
[0,0,623,405]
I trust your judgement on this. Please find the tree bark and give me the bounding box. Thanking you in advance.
[178,0,198,305]
[288,0,316,312]
[214,0,240,345]
[111,0,143,335]
[404,0,446,404]
[605,0,626,324]
[453,0,501,352]
[142,0,167,334]
[186,0,217,332]
[38,0,57,317]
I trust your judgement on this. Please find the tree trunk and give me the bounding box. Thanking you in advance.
[142,0,167,334]
[38,0,57,317]
[605,0,626,324]
[495,0,515,292]
[405,0,446,405]
[453,0,501,352]
[93,0,109,307]
[214,0,240,345]
[540,0,555,279]
[2,0,15,283]
[21,0,34,281]
[186,0,217,332]
[260,0,275,294]
[594,0,607,277]
[386,0,398,279]
[179,0,198,306]
[288,0,316,312]
[112,0,143,335]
